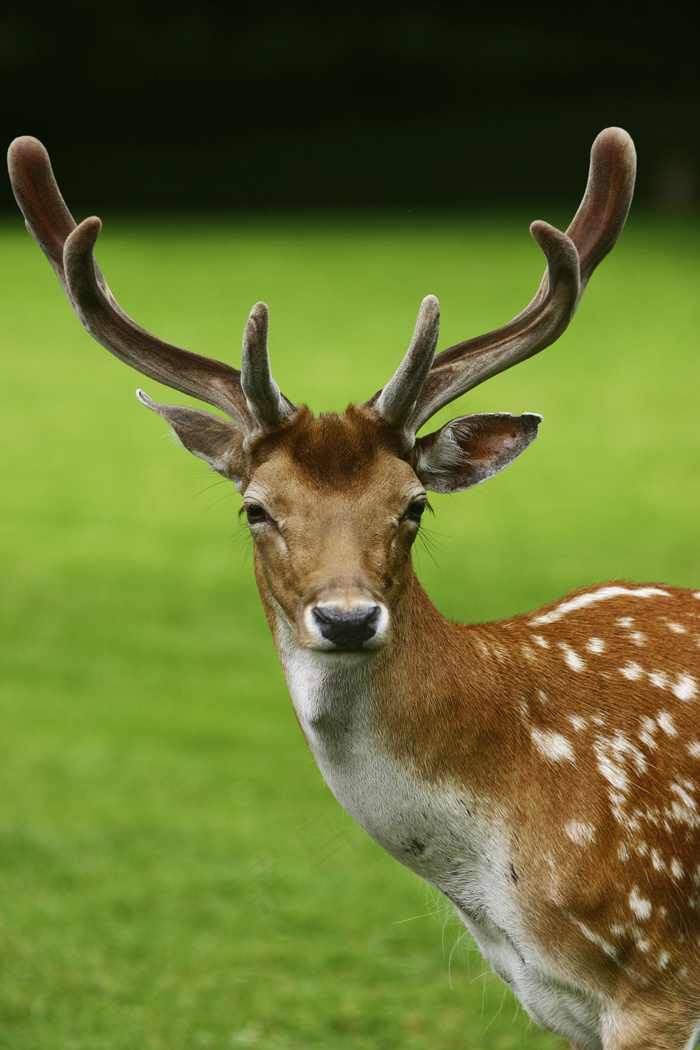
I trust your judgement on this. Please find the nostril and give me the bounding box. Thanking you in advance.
[312,605,381,649]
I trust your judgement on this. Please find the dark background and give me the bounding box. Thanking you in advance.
[2,2,699,213]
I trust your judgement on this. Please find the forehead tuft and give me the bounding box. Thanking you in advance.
[250,405,406,488]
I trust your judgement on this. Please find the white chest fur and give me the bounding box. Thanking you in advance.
[275,621,605,1048]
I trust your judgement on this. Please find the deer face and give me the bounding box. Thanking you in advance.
[238,408,427,659]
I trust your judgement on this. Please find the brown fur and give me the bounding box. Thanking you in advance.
[245,404,407,483]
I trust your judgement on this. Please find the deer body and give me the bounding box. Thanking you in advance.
[254,413,700,1049]
[10,128,700,1047]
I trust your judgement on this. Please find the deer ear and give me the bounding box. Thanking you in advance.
[137,391,248,491]
[414,412,542,493]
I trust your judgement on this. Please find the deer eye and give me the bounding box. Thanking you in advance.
[245,504,270,526]
[403,500,428,523]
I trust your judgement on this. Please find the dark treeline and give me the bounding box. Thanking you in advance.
[2,2,698,212]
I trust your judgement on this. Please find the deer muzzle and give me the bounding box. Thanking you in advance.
[298,579,391,653]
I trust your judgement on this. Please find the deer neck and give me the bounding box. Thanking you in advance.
[256,561,519,869]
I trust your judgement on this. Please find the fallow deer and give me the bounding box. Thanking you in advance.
[9,128,700,1050]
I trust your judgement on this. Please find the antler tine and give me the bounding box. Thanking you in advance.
[373,295,440,431]
[374,128,635,439]
[565,127,637,294]
[241,302,296,429]
[8,136,295,435]
[7,134,76,296]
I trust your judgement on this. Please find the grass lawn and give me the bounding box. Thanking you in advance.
[1,206,699,1049]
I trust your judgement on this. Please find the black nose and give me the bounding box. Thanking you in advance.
[312,605,381,649]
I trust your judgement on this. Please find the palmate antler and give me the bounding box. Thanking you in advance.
[8,129,636,449]
[7,136,295,438]
[368,127,637,440]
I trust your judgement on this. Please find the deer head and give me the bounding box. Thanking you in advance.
[7,130,636,661]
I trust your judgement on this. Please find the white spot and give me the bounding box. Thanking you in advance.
[630,631,647,647]
[651,848,666,872]
[687,741,700,759]
[586,637,606,654]
[569,715,587,731]
[621,734,647,774]
[608,790,639,830]
[537,690,548,704]
[617,617,635,629]
[673,673,698,701]
[594,744,630,793]
[620,661,644,681]
[639,716,658,749]
[521,644,537,663]
[671,858,684,879]
[694,592,700,600]
[658,950,671,970]
[617,843,630,861]
[594,732,647,796]
[657,711,677,736]
[629,886,652,920]
[667,621,687,634]
[650,670,669,690]
[571,918,619,960]
[532,634,549,649]
[668,785,698,828]
[565,820,596,845]
[559,642,586,672]
[530,728,575,763]
[474,637,491,658]
[531,586,670,626]
[671,783,696,806]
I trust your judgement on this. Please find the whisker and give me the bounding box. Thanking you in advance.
[201,490,237,514]
[185,477,231,505]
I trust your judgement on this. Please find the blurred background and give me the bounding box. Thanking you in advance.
[2,4,700,1049]
[1,1,698,213]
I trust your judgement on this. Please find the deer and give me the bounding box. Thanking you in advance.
[8,127,700,1049]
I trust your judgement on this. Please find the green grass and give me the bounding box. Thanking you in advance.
[1,208,699,1049]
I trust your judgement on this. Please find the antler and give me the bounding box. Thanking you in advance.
[373,295,441,428]
[7,136,295,436]
[9,130,635,447]
[369,127,636,439]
